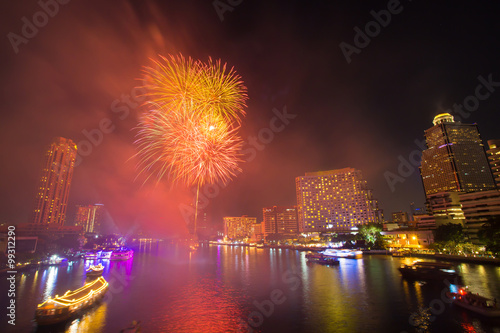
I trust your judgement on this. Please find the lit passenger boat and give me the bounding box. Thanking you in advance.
[446,287,500,317]
[306,252,340,265]
[110,248,133,260]
[40,255,68,266]
[35,276,109,325]
[86,263,104,277]
[84,251,100,260]
[99,250,113,259]
[321,249,363,259]
[398,261,461,282]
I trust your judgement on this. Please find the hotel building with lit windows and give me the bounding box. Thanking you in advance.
[32,137,78,226]
[223,215,257,240]
[295,168,382,233]
[262,205,299,237]
[419,113,496,196]
[487,139,500,187]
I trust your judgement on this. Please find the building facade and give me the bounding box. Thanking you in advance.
[420,113,496,196]
[262,206,299,236]
[32,137,78,225]
[426,192,465,227]
[391,211,409,223]
[381,230,434,248]
[459,189,500,243]
[295,168,382,233]
[487,140,500,187]
[223,215,257,240]
[74,204,104,234]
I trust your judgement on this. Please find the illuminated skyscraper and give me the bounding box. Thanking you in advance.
[487,139,500,187]
[223,215,257,239]
[295,168,382,233]
[32,137,78,225]
[74,204,104,234]
[262,206,299,236]
[420,113,495,196]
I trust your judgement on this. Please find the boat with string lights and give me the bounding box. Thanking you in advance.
[85,263,104,277]
[34,276,109,326]
[110,248,133,260]
[84,251,100,261]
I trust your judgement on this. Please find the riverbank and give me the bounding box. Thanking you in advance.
[209,242,500,266]
[362,250,500,265]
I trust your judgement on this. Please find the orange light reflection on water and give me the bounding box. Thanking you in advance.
[153,279,245,333]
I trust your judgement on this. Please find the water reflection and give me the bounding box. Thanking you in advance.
[66,302,108,333]
[41,266,58,301]
[3,244,500,333]
[154,278,245,332]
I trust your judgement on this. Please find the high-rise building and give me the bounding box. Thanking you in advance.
[262,206,299,236]
[32,137,78,225]
[74,204,104,234]
[223,215,257,239]
[487,140,500,187]
[420,113,496,196]
[391,211,409,223]
[295,168,382,233]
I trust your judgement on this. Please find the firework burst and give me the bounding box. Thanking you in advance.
[142,54,248,124]
[135,105,243,187]
[135,54,247,236]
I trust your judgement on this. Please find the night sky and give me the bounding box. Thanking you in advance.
[1,0,500,237]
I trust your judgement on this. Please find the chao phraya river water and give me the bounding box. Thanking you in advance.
[2,242,499,332]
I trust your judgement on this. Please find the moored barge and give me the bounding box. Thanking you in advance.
[35,276,108,325]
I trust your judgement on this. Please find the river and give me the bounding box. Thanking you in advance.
[2,241,500,332]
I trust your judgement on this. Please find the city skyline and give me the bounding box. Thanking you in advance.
[1,1,500,237]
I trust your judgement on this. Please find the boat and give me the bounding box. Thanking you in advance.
[35,276,109,326]
[446,287,500,317]
[392,250,410,257]
[110,248,133,260]
[321,249,363,259]
[306,252,340,265]
[120,320,142,332]
[398,261,461,282]
[40,255,68,266]
[84,251,100,260]
[99,250,113,259]
[86,263,104,277]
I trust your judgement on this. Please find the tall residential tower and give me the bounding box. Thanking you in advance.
[32,137,78,225]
